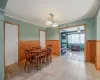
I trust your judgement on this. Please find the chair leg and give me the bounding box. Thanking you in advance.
[37,58,39,70]
[28,62,31,73]
[24,60,27,70]
[44,58,47,67]
[28,66,30,73]
[40,58,43,69]
[47,57,49,64]
[50,56,52,63]
[42,57,47,67]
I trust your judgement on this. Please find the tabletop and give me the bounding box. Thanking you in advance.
[30,48,47,53]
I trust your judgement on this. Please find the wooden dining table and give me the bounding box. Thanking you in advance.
[29,48,47,70]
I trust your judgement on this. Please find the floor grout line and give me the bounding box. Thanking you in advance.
[5,54,100,80]
[76,61,80,80]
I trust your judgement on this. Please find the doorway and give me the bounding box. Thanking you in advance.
[5,22,19,66]
[60,25,86,61]
[40,30,46,48]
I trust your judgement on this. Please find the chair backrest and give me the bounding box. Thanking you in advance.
[47,48,52,55]
[24,49,31,61]
[47,45,52,49]
[30,47,36,51]
[36,46,41,50]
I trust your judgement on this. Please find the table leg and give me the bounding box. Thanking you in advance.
[37,53,39,70]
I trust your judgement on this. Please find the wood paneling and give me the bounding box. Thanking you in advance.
[19,40,40,62]
[96,41,100,70]
[46,40,60,56]
[46,40,97,63]
[19,40,100,70]
[86,40,96,63]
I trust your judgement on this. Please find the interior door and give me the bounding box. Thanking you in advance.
[40,31,46,48]
[5,23,18,66]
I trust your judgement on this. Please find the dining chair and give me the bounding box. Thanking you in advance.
[24,49,37,73]
[39,49,47,67]
[36,46,41,50]
[31,47,36,50]
[46,48,52,64]
[24,49,31,73]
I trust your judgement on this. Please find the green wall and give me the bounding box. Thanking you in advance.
[0,0,8,9]
[46,27,59,40]
[4,15,46,40]
[3,15,46,80]
[0,0,8,79]
[0,10,4,80]
[97,7,100,40]
[46,17,96,40]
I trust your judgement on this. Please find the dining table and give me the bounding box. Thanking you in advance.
[29,48,47,70]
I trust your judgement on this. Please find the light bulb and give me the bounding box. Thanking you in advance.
[46,20,52,25]
[52,23,58,27]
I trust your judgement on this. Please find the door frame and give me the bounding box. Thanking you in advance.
[4,21,20,78]
[39,30,46,47]
[59,24,86,61]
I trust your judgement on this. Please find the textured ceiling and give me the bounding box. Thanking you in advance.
[5,0,100,27]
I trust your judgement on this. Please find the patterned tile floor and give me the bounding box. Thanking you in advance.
[5,55,100,80]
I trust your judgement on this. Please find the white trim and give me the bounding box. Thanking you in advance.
[4,14,45,28]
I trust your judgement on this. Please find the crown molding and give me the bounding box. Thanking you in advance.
[4,14,45,28]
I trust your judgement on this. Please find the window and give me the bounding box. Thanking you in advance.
[72,34,80,44]
[68,33,84,44]
[80,34,84,43]
[68,35,72,43]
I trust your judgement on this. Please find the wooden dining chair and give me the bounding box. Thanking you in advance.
[47,45,52,62]
[31,47,36,50]
[39,49,47,67]
[24,49,37,73]
[49,49,52,63]
[46,49,52,64]
[36,46,41,50]
[24,49,31,73]
[30,47,36,60]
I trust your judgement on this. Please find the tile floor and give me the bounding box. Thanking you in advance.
[5,55,100,80]
[65,50,84,61]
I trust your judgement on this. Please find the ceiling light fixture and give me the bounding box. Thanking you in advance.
[46,13,58,27]
[46,20,52,25]
[52,23,58,27]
